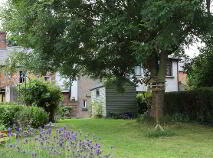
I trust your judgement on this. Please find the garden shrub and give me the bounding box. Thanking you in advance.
[0,103,22,127]
[164,87,213,124]
[91,101,103,118]
[19,78,62,122]
[14,106,49,128]
[136,92,152,114]
[55,105,72,120]
[0,103,48,128]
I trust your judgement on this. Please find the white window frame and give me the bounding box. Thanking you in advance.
[134,66,142,76]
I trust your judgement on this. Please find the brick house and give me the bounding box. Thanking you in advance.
[0,32,77,108]
[0,32,98,118]
[0,32,23,102]
[69,76,100,118]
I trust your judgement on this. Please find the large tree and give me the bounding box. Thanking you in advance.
[1,0,212,127]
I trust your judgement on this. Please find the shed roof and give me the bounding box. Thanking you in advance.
[90,84,104,91]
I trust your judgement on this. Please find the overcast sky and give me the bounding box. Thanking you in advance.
[0,0,6,7]
[0,0,211,58]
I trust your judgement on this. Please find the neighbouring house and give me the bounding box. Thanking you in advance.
[76,75,101,117]
[70,57,188,117]
[178,60,189,91]
[90,83,137,117]
[135,57,184,92]
[66,75,101,118]
[0,32,24,102]
[0,32,76,108]
[0,32,97,118]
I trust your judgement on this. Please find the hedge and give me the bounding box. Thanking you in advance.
[164,87,213,124]
[0,103,49,128]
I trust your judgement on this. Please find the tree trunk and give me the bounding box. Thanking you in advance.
[150,52,168,127]
[151,84,165,123]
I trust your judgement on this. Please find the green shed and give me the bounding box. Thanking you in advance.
[90,83,137,117]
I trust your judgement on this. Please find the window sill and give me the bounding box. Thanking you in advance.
[165,76,174,78]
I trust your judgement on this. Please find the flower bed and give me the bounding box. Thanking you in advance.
[1,126,112,158]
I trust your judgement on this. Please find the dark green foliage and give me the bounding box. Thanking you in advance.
[0,103,48,128]
[170,113,190,123]
[0,103,22,127]
[1,0,211,80]
[186,42,213,89]
[19,78,62,122]
[160,114,190,123]
[164,87,213,124]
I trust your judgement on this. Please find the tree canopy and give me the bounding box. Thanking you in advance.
[1,0,211,81]
[4,51,56,76]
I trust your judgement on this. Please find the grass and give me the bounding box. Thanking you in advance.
[57,119,213,158]
[146,129,176,138]
[0,119,213,158]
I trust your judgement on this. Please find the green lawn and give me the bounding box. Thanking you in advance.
[57,119,213,158]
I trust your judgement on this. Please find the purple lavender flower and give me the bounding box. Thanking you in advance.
[8,128,13,137]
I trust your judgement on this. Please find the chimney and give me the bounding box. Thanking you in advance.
[0,32,7,49]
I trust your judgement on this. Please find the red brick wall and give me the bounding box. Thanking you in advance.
[0,72,20,88]
[0,32,6,49]
[179,71,188,85]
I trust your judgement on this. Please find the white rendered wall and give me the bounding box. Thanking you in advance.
[55,72,69,92]
[136,60,179,92]
[165,61,178,92]
[71,80,78,101]
[55,72,78,101]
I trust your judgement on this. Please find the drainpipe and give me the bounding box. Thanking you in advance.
[177,60,180,92]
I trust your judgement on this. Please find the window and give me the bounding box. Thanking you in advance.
[19,71,26,83]
[96,89,100,97]
[44,76,50,81]
[166,60,173,76]
[83,100,87,108]
[134,66,142,76]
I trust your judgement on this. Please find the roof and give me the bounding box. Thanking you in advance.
[168,55,181,61]
[0,46,24,65]
[90,84,104,91]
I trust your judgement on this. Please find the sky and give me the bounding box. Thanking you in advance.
[0,0,6,7]
[0,0,211,58]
